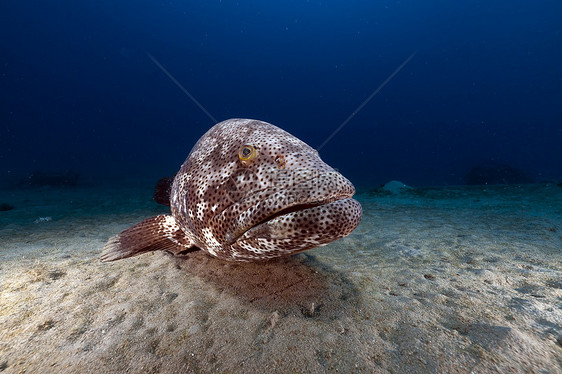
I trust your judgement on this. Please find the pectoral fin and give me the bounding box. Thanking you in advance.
[100,215,198,262]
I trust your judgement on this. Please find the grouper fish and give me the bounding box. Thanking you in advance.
[101,118,362,262]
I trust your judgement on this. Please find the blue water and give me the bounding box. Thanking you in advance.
[1,0,561,187]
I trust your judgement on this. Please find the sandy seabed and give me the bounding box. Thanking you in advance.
[0,183,561,373]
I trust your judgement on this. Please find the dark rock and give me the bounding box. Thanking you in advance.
[20,170,79,187]
[369,180,413,196]
[0,203,14,211]
[466,162,533,185]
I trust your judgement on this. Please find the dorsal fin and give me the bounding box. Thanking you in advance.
[154,177,174,206]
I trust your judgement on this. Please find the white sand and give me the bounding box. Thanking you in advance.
[0,183,561,373]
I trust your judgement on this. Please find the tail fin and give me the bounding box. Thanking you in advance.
[154,177,174,206]
[100,215,197,262]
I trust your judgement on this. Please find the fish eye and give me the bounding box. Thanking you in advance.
[238,145,258,166]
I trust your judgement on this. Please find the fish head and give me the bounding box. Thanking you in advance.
[171,118,362,261]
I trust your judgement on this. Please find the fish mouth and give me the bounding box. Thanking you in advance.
[250,194,349,229]
[217,171,357,245]
[229,193,356,246]
[234,195,362,260]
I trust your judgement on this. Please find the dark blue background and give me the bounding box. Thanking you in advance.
[1,0,561,187]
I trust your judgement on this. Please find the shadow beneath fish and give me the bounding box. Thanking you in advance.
[169,251,360,319]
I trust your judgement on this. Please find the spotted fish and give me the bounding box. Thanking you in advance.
[101,119,362,262]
